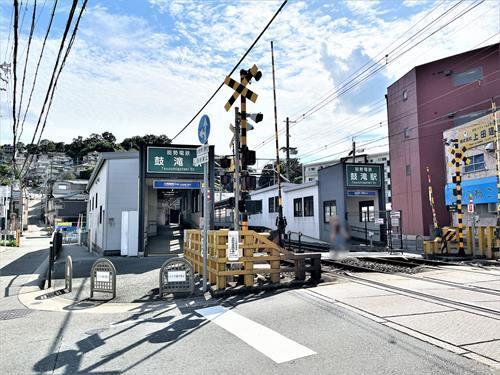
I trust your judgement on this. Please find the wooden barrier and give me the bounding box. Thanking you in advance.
[183,229,320,290]
[425,226,497,259]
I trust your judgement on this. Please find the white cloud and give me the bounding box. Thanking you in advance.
[0,0,498,167]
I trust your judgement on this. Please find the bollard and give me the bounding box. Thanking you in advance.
[298,232,303,253]
[65,256,73,292]
[159,257,194,296]
[90,258,116,299]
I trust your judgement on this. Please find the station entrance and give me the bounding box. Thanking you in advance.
[139,144,214,256]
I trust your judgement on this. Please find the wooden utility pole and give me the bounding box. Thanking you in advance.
[286,117,290,181]
[271,41,285,245]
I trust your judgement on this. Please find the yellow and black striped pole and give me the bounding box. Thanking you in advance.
[426,166,439,234]
[449,139,468,257]
[240,70,249,231]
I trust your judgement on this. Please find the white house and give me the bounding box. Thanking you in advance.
[87,152,139,255]
[248,181,320,241]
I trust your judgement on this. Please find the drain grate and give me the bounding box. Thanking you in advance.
[0,309,33,320]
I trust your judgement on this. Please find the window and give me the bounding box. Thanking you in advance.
[323,200,336,223]
[91,197,94,210]
[402,89,408,101]
[406,165,411,176]
[293,198,303,217]
[453,67,483,87]
[404,128,410,138]
[95,193,98,207]
[464,154,485,173]
[304,196,314,217]
[359,201,375,222]
[99,205,103,224]
[58,184,68,190]
[268,196,279,213]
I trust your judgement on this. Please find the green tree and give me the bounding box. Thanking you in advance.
[120,134,171,150]
[258,158,302,188]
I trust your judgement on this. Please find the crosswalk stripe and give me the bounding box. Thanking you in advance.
[196,306,316,364]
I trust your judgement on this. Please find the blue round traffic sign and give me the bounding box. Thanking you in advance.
[198,115,211,144]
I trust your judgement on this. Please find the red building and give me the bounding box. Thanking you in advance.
[387,43,499,236]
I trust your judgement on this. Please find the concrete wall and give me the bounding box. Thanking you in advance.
[248,186,280,231]
[387,43,500,236]
[106,158,139,252]
[318,164,346,243]
[282,184,320,240]
[88,162,108,253]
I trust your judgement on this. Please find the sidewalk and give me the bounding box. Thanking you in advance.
[50,244,183,303]
[0,227,51,310]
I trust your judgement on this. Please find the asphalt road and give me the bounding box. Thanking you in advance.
[1,251,494,375]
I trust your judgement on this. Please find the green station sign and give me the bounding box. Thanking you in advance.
[346,164,382,187]
[147,146,203,174]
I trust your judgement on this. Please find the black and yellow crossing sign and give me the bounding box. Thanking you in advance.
[446,139,470,257]
[223,64,260,112]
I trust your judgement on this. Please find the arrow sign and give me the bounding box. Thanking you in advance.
[198,115,211,144]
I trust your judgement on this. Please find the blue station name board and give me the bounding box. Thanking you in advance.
[153,180,201,189]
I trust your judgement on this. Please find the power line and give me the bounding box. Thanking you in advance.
[19,0,80,177]
[18,0,59,142]
[16,0,37,134]
[11,0,20,171]
[253,1,471,151]
[170,0,288,141]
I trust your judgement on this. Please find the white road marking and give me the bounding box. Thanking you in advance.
[196,306,316,364]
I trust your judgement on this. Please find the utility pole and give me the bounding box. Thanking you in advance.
[352,139,356,163]
[233,107,241,231]
[240,71,248,231]
[286,117,290,181]
[271,41,285,245]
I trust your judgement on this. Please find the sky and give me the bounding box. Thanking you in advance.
[0,0,498,169]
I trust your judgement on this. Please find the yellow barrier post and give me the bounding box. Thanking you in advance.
[465,227,472,255]
[217,231,226,290]
[242,231,254,287]
[485,226,494,259]
[478,227,485,256]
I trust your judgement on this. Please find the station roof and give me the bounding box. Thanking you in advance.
[87,151,139,190]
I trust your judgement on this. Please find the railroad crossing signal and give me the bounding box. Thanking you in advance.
[223,64,261,112]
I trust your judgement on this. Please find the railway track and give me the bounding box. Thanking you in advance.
[322,259,500,318]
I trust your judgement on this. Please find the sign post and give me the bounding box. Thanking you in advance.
[196,115,210,292]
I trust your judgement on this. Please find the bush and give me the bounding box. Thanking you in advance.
[0,240,17,247]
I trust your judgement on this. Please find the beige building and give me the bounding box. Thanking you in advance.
[443,112,498,227]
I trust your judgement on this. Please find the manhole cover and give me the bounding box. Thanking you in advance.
[0,309,33,320]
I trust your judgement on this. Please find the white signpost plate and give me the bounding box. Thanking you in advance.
[375,218,384,224]
[193,154,209,166]
[167,270,187,282]
[227,231,240,262]
[197,144,209,157]
[96,271,110,283]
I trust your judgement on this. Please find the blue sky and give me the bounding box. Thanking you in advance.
[0,0,498,166]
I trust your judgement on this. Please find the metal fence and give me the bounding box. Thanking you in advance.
[345,209,403,249]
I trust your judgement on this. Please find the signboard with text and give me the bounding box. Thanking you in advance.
[147,146,203,174]
[458,113,496,149]
[346,164,382,187]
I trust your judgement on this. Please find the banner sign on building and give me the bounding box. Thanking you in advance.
[153,180,201,189]
[147,146,203,174]
[458,114,496,149]
[346,165,381,187]
[346,190,376,197]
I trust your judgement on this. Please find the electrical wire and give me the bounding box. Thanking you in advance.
[18,0,59,142]
[170,0,288,141]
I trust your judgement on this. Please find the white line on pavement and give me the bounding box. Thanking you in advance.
[196,305,316,364]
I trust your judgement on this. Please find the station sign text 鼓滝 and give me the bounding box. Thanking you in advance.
[147,146,203,174]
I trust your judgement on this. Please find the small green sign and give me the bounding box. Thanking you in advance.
[346,164,381,187]
[147,146,203,174]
